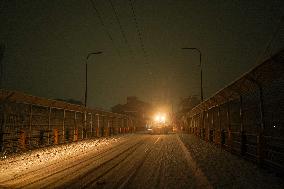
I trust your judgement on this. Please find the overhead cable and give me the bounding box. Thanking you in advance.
[128,0,148,63]
[108,0,134,60]
[89,0,121,58]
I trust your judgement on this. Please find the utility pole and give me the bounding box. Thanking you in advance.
[0,43,5,89]
[181,47,204,102]
[84,51,103,107]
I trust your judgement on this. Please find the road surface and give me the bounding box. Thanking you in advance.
[0,134,283,188]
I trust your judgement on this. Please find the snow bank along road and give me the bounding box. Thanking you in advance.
[0,134,283,189]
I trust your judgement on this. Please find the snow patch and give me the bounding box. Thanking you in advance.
[0,136,125,181]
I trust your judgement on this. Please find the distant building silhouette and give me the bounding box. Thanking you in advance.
[112,96,154,131]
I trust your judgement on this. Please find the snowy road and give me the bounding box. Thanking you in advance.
[0,134,283,189]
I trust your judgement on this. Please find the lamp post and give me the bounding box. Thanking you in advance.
[0,43,6,89]
[84,51,103,107]
[181,47,203,102]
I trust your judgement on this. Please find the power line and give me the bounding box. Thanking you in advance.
[89,0,121,58]
[108,0,134,61]
[128,0,148,63]
[256,15,284,63]
[263,15,284,57]
[128,0,156,102]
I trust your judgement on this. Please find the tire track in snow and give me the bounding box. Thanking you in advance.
[177,135,213,189]
[114,136,161,189]
[1,136,142,188]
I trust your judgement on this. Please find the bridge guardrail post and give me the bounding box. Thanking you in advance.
[257,85,265,166]
[28,104,33,149]
[226,101,232,151]
[200,112,203,139]
[107,118,110,137]
[121,118,123,134]
[101,115,103,137]
[96,114,100,137]
[0,104,5,153]
[74,112,77,141]
[89,113,93,138]
[74,128,78,142]
[47,107,51,145]
[239,95,247,156]
[19,129,26,150]
[217,106,221,145]
[206,112,210,141]
[53,128,58,145]
[62,110,65,143]
[246,76,266,166]
[211,109,215,143]
[110,117,113,136]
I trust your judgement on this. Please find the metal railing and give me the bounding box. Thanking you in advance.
[180,50,284,172]
[0,90,136,155]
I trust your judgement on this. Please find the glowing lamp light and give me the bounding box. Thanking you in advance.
[154,113,166,123]
[161,116,166,123]
[155,115,160,122]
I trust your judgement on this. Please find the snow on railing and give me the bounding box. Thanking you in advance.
[0,90,136,155]
[180,49,284,173]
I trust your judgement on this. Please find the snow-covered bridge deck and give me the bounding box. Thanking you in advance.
[0,134,282,189]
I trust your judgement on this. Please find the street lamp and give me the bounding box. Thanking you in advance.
[181,47,203,102]
[84,51,103,107]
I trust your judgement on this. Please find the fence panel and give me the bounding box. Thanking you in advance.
[185,50,284,172]
[0,90,135,156]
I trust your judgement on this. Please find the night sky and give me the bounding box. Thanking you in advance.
[0,0,283,110]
